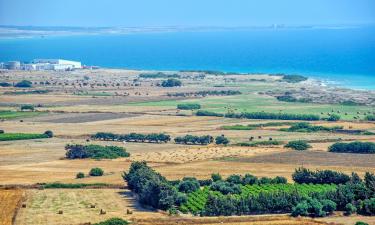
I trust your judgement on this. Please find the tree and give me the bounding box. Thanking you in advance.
[178,177,200,193]
[161,78,182,87]
[76,172,85,179]
[291,201,309,217]
[44,130,53,138]
[345,203,357,215]
[211,173,222,182]
[284,140,311,150]
[215,135,230,145]
[327,114,340,121]
[89,167,104,176]
[20,104,34,111]
[15,80,32,88]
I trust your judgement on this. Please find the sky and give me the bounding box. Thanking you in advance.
[0,0,374,27]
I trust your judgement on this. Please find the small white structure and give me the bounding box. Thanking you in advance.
[33,59,82,70]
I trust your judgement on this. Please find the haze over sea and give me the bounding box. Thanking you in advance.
[0,26,374,90]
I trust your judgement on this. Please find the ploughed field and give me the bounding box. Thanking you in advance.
[0,69,374,225]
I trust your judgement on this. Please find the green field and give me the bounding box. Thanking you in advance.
[0,111,44,120]
[0,133,49,141]
[127,93,374,120]
[180,183,337,214]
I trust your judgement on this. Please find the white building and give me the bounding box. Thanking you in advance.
[32,59,82,70]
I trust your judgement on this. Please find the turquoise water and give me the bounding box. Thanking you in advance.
[0,27,374,89]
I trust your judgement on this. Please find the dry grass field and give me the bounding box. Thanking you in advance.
[0,189,24,225]
[0,69,374,224]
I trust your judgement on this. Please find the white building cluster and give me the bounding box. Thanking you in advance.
[0,59,82,71]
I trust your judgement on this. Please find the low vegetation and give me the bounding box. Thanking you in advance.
[237,140,282,147]
[167,90,241,97]
[20,104,35,111]
[15,80,32,88]
[281,75,308,83]
[174,135,214,145]
[93,218,129,225]
[215,135,230,145]
[0,110,43,120]
[222,122,295,130]
[160,78,182,87]
[65,144,130,159]
[42,182,109,188]
[0,82,12,87]
[0,132,51,141]
[328,141,375,154]
[89,167,104,176]
[284,140,312,150]
[279,122,343,132]
[365,115,375,121]
[92,132,171,143]
[4,90,51,95]
[139,72,180,79]
[177,103,201,110]
[196,110,320,121]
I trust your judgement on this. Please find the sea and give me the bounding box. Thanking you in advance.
[0,26,374,90]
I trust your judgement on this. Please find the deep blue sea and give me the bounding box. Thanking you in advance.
[1,27,375,90]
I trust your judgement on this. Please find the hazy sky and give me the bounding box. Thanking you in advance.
[0,0,374,27]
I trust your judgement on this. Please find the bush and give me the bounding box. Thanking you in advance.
[215,135,229,145]
[15,80,32,88]
[89,167,104,176]
[328,142,375,154]
[92,132,170,143]
[359,198,375,215]
[93,218,129,225]
[20,104,34,111]
[282,75,308,83]
[161,78,182,87]
[0,82,12,87]
[177,103,201,110]
[321,199,336,215]
[291,201,309,217]
[211,173,222,182]
[365,115,375,121]
[76,172,85,179]
[345,203,357,215]
[44,130,53,138]
[284,140,311,150]
[327,114,340,121]
[196,110,224,117]
[280,122,342,133]
[355,222,369,225]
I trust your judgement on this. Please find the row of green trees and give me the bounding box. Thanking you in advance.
[177,103,201,110]
[174,135,213,145]
[160,78,182,87]
[139,72,180,79]
[292,168,350,184]
[123,162,178,210]
[92,132,171,143]
[167,90,242,97]
[280,122,343,132]
[329,141,375,154]
[196,110,320,121]
[65,144,130,159]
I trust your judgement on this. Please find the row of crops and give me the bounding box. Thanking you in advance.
[179,183,337,214]
[0,133,49,141]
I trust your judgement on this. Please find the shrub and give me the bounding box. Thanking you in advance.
[280,122,342,133]
[196,110,224,117]
[321,199,336,215]
[161,78,182,87]
[174,135,213,145]
[0,130,4,134]
[0,82,12,87]
[177,103,201,110]
[328,142,375,154]
[92,132,170,143]
[15,80,32,88]
[291,201,309,217]
[282,75,308,83]
[89,168,104,176]
[284,140,311,150]
[355,222,369,225]
[211,173,222,182]
[359,198,375,215]
[365,115,375,121]
[20,104,34,111]
[93,218,129,225]
[345,203,357,215]
[44,130,53,138]
[293,167,350,185]
[215,135,229,145]
[76,172,85,179]
[327,114,340,121]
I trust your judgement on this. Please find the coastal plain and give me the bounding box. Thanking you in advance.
[0,69,374,225]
